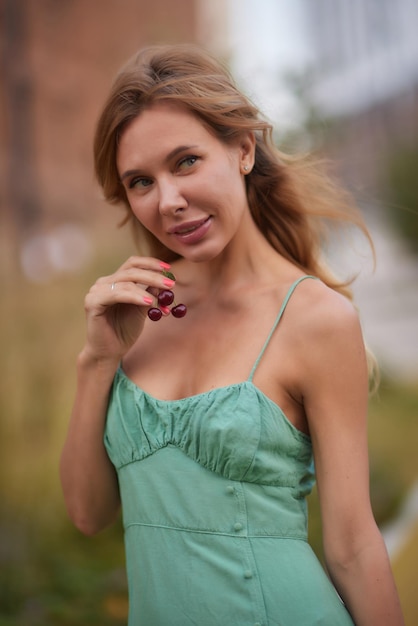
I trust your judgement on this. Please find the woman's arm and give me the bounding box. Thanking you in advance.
[299,284,405,626]
[60,351,121,536]
[60,256,175,535]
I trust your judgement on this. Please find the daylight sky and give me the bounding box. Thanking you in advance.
[227,0,313,128]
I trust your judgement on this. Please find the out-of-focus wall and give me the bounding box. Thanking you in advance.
[0,0,227,278]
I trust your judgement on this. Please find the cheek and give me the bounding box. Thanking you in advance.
[219,171,248,212]
[206,163,245,204]
[128,196,157,228]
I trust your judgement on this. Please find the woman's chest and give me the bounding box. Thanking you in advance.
[124,304,273,397]
[121,304,308,435]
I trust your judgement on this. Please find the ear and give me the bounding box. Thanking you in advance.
[238,132,256,175]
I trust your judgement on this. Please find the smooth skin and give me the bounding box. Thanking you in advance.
[60,102,404,625]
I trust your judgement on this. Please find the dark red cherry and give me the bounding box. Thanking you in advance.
[157,289,175,307]
[147,307,163,321]
[171,303,187,318]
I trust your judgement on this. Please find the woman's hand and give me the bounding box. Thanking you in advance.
[82,256,174,363]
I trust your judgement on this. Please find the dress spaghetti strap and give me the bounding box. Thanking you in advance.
[248,275,318,382]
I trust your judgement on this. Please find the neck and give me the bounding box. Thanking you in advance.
[175,218,288,301]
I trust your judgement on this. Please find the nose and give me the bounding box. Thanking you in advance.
[158,177,188,216]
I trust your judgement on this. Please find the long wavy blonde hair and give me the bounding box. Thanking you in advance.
[93,43,378,384]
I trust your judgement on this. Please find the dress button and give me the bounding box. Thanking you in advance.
[233,522,243,532]
[226,485,235,494]
[243,570,253,579]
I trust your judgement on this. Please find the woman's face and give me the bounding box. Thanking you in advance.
[117,101,254,262]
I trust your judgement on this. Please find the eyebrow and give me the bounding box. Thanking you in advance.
[120,144,198,182]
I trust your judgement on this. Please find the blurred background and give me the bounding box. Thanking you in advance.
[1,0,417,624]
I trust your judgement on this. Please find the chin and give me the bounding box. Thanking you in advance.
[181,242,226,264]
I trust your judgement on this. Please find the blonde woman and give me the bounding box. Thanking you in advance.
[61,44,404,626]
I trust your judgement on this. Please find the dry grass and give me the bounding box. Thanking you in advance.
[392,521,418,626]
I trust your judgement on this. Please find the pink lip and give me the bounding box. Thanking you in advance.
[168,217,212,244]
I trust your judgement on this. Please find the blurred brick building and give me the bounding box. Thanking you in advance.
[0,0,227,267]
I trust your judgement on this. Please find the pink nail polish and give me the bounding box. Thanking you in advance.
[160,306,171,315]
[160,261,171,270]
[163,278,175,287]
[143,296,153,305]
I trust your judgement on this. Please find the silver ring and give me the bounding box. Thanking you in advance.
[111,282,116,291]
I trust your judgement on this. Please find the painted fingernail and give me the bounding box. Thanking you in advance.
[163,278,175,287]
[160,306,171,315]
[143,296,153,305]
[159,261,171,270]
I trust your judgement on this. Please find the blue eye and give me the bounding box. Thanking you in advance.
[129,177,152,189]
[178,156,198,170]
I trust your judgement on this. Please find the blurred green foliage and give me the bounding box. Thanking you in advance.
[0,518,126,625]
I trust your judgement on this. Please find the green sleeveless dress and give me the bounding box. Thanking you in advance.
[104,276,355,625]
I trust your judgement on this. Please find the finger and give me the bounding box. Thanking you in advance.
[108,282,155,307]
[103,267,175,294]
[85,281,154,316]
[118,256,172,274]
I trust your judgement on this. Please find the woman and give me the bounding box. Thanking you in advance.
[60,44,404,625]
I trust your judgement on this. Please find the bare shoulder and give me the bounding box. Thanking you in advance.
[285,278,368,400]
[289,277,362,342]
